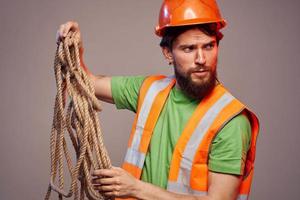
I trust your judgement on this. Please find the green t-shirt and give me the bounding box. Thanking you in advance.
[111,76,251,189]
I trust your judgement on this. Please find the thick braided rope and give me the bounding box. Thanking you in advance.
[45,31,112,200]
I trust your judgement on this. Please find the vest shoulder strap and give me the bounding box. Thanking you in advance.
[167,84,259,197]
[123,75,176,178]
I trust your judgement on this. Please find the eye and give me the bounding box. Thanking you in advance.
[204,43,215,50]
[182,45,195,53]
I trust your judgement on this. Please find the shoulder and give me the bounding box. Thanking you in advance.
[111,75,147,111]
[111,76,146,88]
[213,112,251,151]
[222,113,251,134]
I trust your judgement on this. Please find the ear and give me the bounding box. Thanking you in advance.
[161,47,173,65]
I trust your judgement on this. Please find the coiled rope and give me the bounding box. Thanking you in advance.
[45,31,111,200]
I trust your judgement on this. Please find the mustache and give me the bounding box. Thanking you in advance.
[189,66,210,73]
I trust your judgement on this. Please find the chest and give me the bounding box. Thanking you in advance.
[149,93,199,152]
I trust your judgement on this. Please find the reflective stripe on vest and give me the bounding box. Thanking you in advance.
[167,89,238,192]
[123,76,175,173]
[122,75,259,199]
[167,181,248,199]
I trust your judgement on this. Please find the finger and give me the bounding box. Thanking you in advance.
[63,21,79,37]
[111,166,122,171]
[69,21,79,31]
[58,24,67,38]
[92,177,119,185]
[58,22,71,39]
[103,191,120,197]
[92,168,119,177]
[94,184,119,192]
[62,23,71,37]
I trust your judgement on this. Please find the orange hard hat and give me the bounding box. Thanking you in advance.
[155,0,226,37]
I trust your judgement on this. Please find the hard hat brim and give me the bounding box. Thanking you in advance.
[155,19,226,37]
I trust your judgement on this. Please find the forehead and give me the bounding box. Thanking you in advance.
[174,28,216,45]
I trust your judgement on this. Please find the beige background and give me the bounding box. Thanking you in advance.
[1,0,299,199]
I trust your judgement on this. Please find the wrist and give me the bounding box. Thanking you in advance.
[133,179,146,199]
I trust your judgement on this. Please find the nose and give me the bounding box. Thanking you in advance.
[195,49,206,65]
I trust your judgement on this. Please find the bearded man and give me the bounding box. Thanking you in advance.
[57,1,259,199]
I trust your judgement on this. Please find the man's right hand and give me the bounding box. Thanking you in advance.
[56,21,90,73]
[55,21,114,104]
[56,21,82,47]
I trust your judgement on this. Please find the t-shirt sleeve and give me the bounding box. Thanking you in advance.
[111,76,146,112]
[208,113,251,175]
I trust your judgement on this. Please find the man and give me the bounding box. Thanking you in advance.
[57,0,259,200]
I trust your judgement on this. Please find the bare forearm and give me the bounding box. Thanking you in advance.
[134,180,210,200]
[90,74,114,104]
[79,47,114,104]
[92,168,239,200]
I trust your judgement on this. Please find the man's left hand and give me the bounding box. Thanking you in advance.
[92,166,139,198]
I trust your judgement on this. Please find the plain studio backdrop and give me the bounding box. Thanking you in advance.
[0,0,299,199]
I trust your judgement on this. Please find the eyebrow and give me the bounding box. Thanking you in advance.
[203,40,217,48]
[178,44,197,49]
[178,40,216,48]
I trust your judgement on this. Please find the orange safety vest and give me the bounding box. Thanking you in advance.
[121,75,259,200]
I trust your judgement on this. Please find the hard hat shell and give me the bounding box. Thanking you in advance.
[155,0,226,37]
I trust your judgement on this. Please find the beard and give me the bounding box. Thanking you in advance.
[174,64,217,100]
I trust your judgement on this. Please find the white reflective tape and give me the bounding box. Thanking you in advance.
[167,181,207,196]
[124,147,145,169]
[172,92,234,191]
[124,76,174,168]
[181,92,234,172]
[167,181,191,194]
[192,190,208,196]
[131,76,173,150]
[237,194,248,200]
[168,181,248,199]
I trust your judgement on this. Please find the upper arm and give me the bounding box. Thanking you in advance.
[205,113,251,200]
[208,113,251,175]
[110,76,146,112]
[206,171,242,200]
